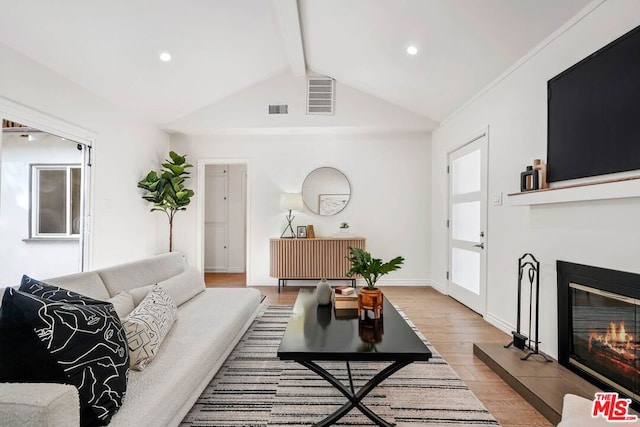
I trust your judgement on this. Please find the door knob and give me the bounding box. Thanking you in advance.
[473,243,485,249]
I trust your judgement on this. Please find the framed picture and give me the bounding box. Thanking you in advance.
[318,194,350,216]
[296,225,307,238]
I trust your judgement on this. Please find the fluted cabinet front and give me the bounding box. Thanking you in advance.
[269,238,366,279]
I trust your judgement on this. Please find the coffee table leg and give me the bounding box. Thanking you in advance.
[297,360,412,427]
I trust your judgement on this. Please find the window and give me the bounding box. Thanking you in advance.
[31,165,81,238]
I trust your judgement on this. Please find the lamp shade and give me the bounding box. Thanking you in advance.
[280,193,304,211]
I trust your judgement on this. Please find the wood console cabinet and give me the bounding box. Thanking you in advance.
[269,237,366,292]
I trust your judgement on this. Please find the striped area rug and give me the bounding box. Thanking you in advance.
[181,305,500,426]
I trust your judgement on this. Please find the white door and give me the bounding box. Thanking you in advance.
[448,133,488,314]
[204,165,228,272]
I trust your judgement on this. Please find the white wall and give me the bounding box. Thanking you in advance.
[170,71,433,286]
[0,42,170,270]
[0,135,80,284]
[172,132,431,286]
[167,72,437,134]
[430,0,640,358]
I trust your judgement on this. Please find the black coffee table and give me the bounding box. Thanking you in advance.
[277,289,432,426]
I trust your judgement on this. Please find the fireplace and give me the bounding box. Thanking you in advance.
[557,261,640,408]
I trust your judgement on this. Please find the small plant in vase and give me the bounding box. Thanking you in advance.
[345,247,404,318]
[339,222,350,234]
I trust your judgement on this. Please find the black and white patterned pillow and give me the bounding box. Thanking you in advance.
[0,277,129,426]
[19,274,99,303]
[123,284,177,370]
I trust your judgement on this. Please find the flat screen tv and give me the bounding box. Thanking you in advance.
[547,24,640,183]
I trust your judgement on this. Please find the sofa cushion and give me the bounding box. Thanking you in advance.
[123,285,177,370]
[129,267,205,307]
[97,252,186,296]
[0,382,80,427]
[108,292,136,319]
[20,275,100,303]
[42,271,110,301]
[0,286,129,426]
[107,287,262,427]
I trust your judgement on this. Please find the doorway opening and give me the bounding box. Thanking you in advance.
[0,118,92,285]
[196,159,249,287]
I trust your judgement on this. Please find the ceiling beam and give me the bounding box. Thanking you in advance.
[272,0,306,77]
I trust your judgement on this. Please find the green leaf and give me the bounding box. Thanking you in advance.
[138,152,194,249]
[345,247,404,289]
[169,151,186,165]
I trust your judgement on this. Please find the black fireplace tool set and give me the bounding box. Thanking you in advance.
[504,253,552,362]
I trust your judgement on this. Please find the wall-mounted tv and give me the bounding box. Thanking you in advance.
[547,24,640,183]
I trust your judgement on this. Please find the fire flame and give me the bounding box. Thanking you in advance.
[589,321,634,354]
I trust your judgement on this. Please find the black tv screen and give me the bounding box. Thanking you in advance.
[547,24,640,183]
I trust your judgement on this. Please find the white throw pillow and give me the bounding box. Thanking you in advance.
[122,285,177,370]
[129,285,153,306]
[107,292,135,319]
[157,268,205,306]
[129,268,205,307]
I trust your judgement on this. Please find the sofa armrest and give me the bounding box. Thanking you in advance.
[0,383,79,427]
[557,394,615,427]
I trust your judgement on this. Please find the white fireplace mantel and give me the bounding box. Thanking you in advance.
[508,175,640,206]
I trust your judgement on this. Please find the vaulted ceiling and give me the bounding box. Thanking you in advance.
[0,0,592,131]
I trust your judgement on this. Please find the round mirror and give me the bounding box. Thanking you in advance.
[302,167,351,216]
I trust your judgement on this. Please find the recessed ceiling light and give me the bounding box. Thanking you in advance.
[159,52,172,62]
[407,45,418,55]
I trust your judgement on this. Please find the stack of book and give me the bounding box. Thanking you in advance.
[333,288,358,319]
[334,286,355,296]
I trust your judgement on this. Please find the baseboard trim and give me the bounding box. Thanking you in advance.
[483,312,514,335]
[205,268,245,273]
[427,279,447,294]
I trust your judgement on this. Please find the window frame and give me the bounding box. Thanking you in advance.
[30,163,82,239]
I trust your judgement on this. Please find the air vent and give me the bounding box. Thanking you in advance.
[307,77,334,115]
[268,104,289,114]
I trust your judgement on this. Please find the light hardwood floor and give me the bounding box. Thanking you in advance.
[205,273,552,427]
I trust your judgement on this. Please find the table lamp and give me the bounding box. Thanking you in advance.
[280,193,303,238]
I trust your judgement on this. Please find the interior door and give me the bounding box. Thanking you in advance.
[448,133,488,314]
[204,165,228,272]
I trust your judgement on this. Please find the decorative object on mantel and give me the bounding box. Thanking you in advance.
[315,279,332,305]
[520,166,539,192]
[504,253,553,362]
[345,247,404,319]
[279,193,304,238]
[520,159,549,193]
[137,151,194,252]
[306,224,315,238]
[533,159,549,189]
[296,225,307,239]
[339,222,350,233]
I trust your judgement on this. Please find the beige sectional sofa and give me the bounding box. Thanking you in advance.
[0,252,262,426]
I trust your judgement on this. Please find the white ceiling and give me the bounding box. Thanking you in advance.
[0,0,593,129]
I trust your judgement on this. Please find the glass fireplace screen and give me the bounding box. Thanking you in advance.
[570,283,639,400]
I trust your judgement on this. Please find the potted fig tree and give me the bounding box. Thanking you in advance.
[345,247,404,318]
[137,151,194,252]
